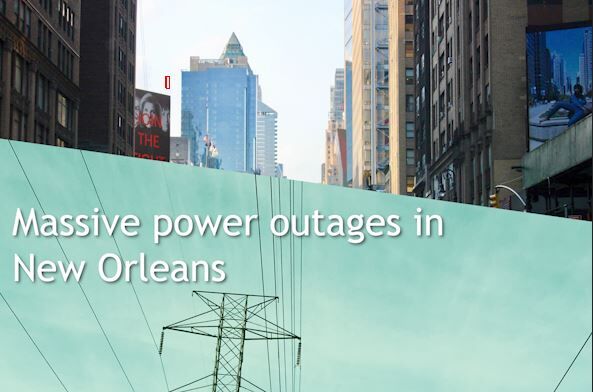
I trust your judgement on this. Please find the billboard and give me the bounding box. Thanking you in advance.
[527,24,592,151]
[134,89,171,161]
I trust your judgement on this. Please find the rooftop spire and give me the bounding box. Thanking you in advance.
[220,32,246,61]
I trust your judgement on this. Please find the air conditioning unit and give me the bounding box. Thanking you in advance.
[447,57,453,65]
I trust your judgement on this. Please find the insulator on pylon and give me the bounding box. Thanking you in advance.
[159,330,165,355]
[296,342,302,367]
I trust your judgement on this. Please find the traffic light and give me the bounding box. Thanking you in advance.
[489,193,499,208]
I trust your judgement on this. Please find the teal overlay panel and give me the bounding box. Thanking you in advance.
[0,139,591,391]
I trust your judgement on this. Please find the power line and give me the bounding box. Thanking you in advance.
[277,177,288,391]
[80,151,170,391]
[254,174,274,392]
[288,181,294,392]
[8,141,136,392]
[269,177,283,392]
[553,332,592,392]
[0,290,70,391]
[298,182,303,392]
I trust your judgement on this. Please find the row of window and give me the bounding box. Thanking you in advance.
[57,40,74,79]
[38,0,52,15]
[6,47,73,130]
[117,13,136,54]
[116,114,134,146]
[7,89,73,141]
[37,20,52,58]
[57,0,75,40]
[10,1,77,81]
[14,0,32,38]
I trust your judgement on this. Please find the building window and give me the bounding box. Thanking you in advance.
[484,35,489,69]
[36,74,50,113]
[406,149,415,165]
[35,122,49,144]
[406,95,415,112]
[57,93,71,129]
[117,115,124,137]
[14,0,31,37]
[405,68,414,84]
[129,30,135,53]
[405,14,414,32]
[37,22,53,58]
[39,0,53,15]
[130,1,136,21]
[57,41,74,80]
[118,14,127,40]
[406,122,415,139]
[407,176,415,193]
[12,54,28,96]
[11,108,26,139]
[405,41,414,58]
[58,1,75,39]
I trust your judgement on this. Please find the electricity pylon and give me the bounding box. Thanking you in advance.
[160,290,300,392]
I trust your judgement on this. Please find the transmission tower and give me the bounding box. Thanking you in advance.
[160,290,300,392]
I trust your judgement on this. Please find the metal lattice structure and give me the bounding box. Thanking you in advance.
[161,291,300,392]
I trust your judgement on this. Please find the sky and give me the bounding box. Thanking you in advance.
[135,0,345,183]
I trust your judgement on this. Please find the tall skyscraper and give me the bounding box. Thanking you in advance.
[255,101,277,176]
[0,0,80,147]
[78,0,137,155]
[351,0,390,190]
[552,53,566,95]
[330,69,345,121]
[323,69,347,186]
[581,28,592,93]
[411,0,432,198]
[182,33,258,173]
[388,0,416,195]
[323,122,347,186]
[170,136,192,165]
[344,0,354,185]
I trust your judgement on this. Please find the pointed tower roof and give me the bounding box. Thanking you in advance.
[220,33,246,61]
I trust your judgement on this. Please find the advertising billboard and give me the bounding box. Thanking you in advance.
[134,89,171,161]
[527,24,592,151]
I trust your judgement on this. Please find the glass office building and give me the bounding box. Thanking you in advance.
[182,33,258,173]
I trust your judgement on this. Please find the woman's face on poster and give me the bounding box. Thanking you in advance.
[142,101,158,128]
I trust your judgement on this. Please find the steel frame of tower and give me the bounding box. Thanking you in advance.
[161,291,300,392]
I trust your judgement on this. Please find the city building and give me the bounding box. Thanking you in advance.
[78,0,137,155]
[275,163,284,178]
[323,69,348,186]
[344,0,354,186]
[580,28,592,93]
[182,33,258,173]
[330,68,345,122]
[388,0,416,195]
[351,0,390,190]
[0,0,81,148]
[170,136,191,165]
[411,0,432,198]
[255,101,277,176]
[412,0,591,207]
[323,121,348,186]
